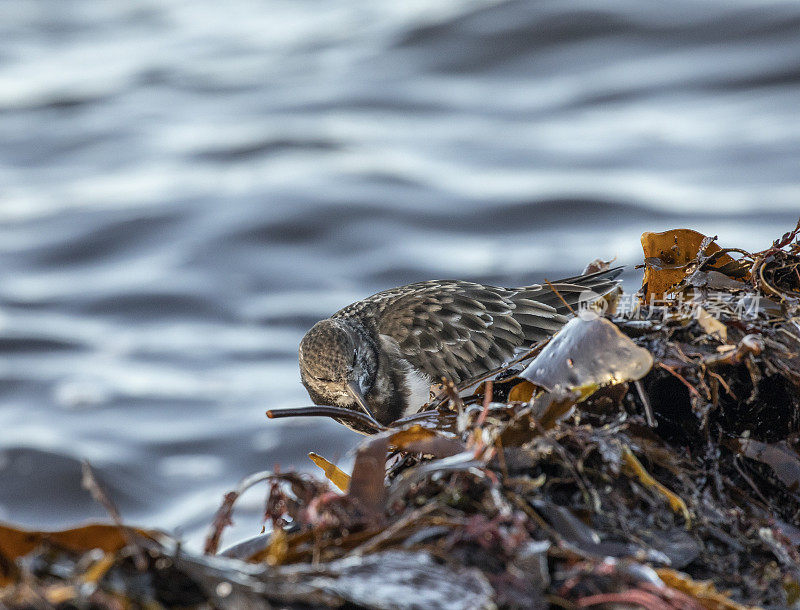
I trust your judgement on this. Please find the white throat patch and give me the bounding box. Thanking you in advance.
[400,364,433,417]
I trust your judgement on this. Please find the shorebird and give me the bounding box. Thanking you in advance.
[298,267,622,431]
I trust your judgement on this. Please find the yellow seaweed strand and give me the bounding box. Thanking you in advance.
[622,446,691,526]
[656,568,760,610]
[308,452,351,492]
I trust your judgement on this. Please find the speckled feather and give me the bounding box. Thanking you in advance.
[331,268,622,383]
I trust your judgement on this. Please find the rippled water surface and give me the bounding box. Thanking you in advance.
[1,0,799,549]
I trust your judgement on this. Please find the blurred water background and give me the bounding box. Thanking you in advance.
[0,0,799,550]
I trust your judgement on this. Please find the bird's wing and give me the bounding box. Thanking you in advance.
[512,266,624,315]
[333,267,623,384]
[367,280,565,383]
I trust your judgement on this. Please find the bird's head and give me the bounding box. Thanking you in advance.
[299,319,377,419]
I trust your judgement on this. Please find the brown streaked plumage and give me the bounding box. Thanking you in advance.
[299,267,623,432]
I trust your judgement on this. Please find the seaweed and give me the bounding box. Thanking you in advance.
[2,221,800,609]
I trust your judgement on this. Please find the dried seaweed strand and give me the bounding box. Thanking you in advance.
[81,462,148,571]
[267,405,387,432]
[476,380,493,427]
[204,470,278,556]
[658,362,702,398]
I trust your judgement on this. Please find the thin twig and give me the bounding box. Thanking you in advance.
[732,456,770,508]
[634,380,657,428]
[349,503,439,556]
[544,279,576,315]
[707,370,735,398]
[81,461,148,571]
[476,380,493,427]
[438,377,465,415]
[204,470,278,555]
[658,362,702,398]
[494,437,509,480]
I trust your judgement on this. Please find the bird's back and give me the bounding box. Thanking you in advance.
[333,267,622,384]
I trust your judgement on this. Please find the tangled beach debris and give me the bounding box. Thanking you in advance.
[2,221,800,609]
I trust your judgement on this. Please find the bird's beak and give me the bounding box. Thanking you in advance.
[346,380,378,422]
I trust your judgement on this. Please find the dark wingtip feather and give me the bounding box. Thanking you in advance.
[555,265,625,285]
[515,265,624,318]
